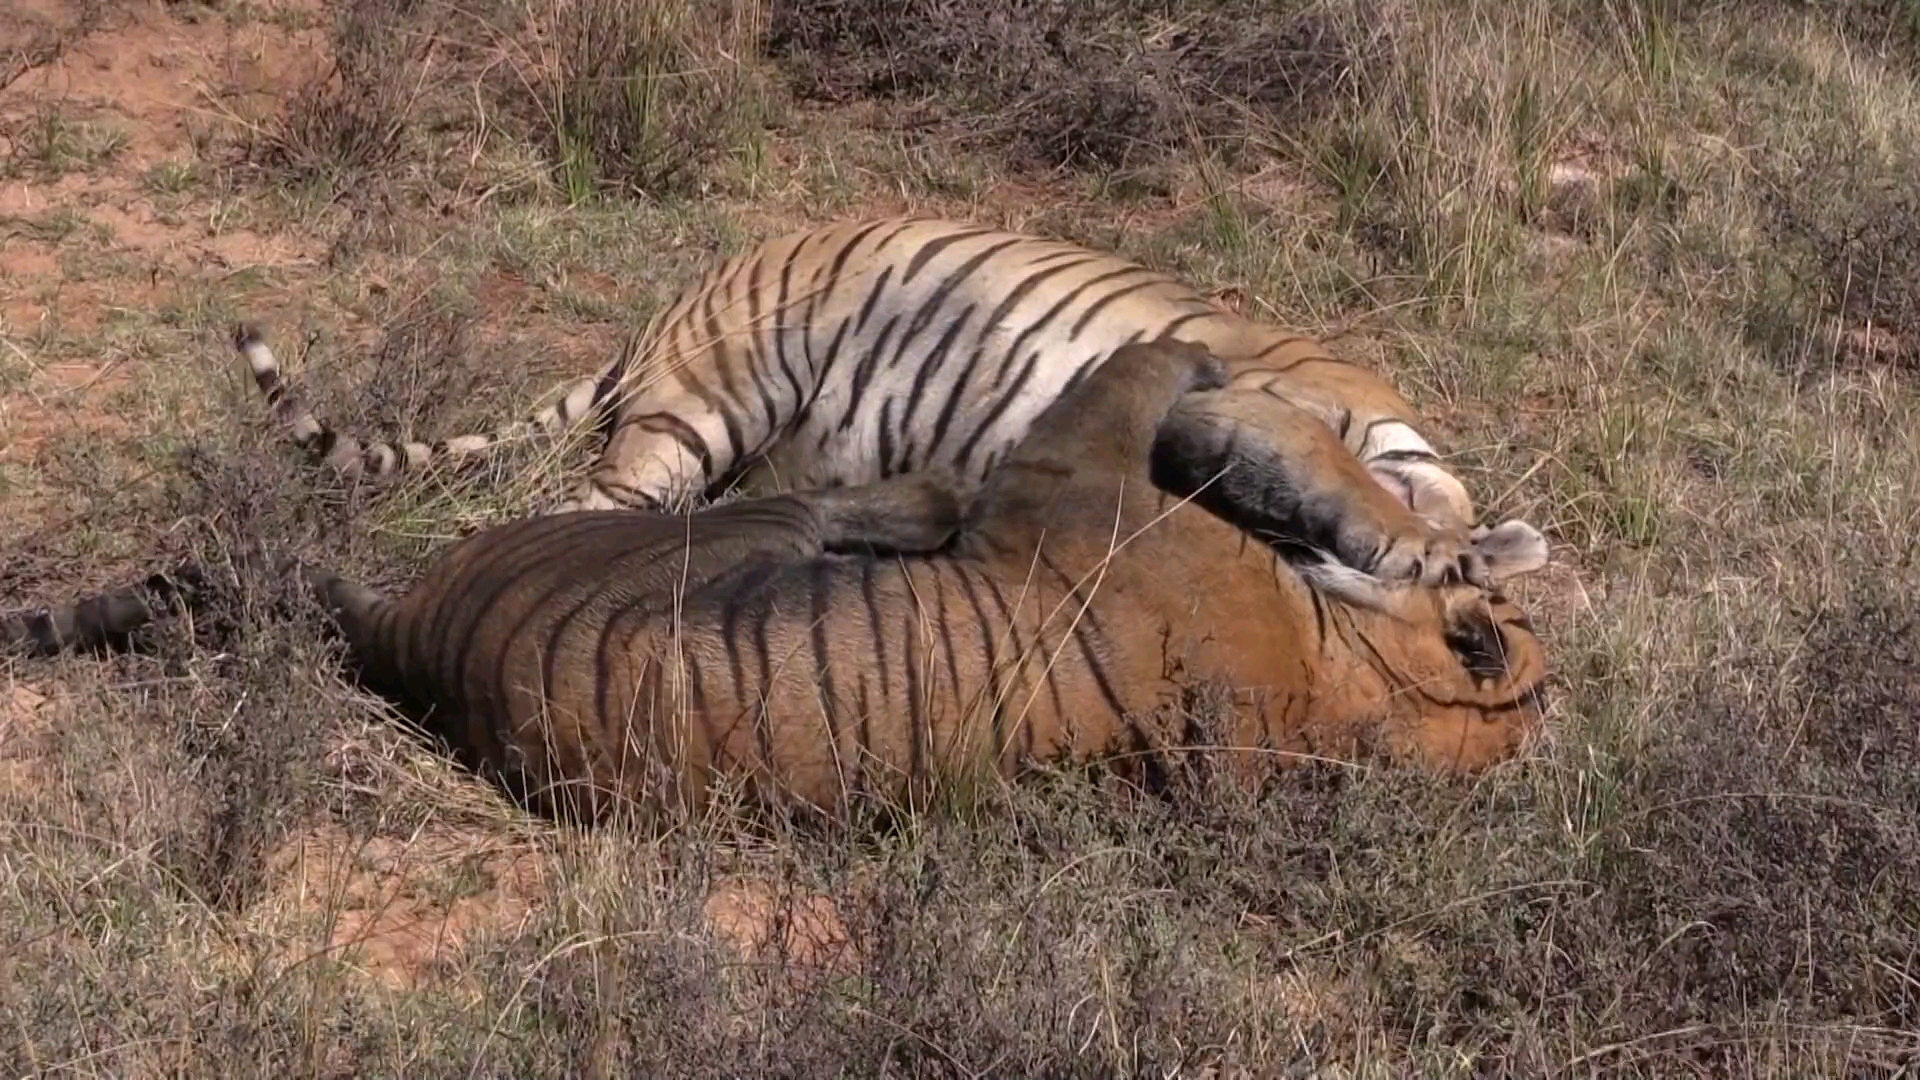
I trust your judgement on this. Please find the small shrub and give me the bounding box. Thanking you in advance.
[249,0,436,184]
[510,0,773,199]
[1760,131,1920,370]
[768,0,1385,174]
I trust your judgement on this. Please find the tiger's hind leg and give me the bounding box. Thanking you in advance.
[1155,389,1544,588]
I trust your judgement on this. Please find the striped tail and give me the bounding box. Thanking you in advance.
[1,564,213,656]
[233,322,621,482]
[2,558,396,661]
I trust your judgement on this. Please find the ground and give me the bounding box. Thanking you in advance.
[2,0,1918,1075]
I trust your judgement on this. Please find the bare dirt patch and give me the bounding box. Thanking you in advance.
[0,0,335,475]
[703,875,856,983]
[0,679,55,804]
[254,821,549,992]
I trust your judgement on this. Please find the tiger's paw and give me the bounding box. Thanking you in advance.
[1469,520,1551,584]
[1356,524,1482,588]
[1352,518,1550,589]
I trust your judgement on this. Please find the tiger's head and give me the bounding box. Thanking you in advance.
[1290,566,1550,772]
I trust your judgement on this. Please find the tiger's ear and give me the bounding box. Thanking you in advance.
[1469,520,1550,583]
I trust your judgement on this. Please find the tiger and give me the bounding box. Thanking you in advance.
[9,340,1549,824]
[237,215,1548,590]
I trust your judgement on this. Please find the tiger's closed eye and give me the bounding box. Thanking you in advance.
[1444,613,1513,682]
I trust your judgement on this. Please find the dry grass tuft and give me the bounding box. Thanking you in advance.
[769,0,1385,175]
[249,0,772,200]
[247,0,439,184]
[510,0,773,200]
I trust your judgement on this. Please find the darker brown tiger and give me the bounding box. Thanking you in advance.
[7,342,1548,823]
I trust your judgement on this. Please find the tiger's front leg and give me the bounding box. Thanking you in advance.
[564,407,721,512]
[1154,388,1539,587]
[1221,363,1478,536]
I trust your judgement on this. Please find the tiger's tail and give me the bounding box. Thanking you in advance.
[1,564,215,656]
[2,558,394,663]
[234,323,624,481]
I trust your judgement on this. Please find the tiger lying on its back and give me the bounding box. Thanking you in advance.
[238,216,1548,589]
[16,341,1549,823]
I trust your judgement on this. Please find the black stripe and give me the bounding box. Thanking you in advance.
[950,564,1008,768]
[879,235,1029,457]
[877,399,897,477]
[586,341,634,444]
[750,579,777,770]
[854,264,894,335]
[1067,274,1157,339]
[1036,551,1127,724]
[1021,247,1092,269]
[901,227,994,285]
[773,252,806,420]
[989,265,1144,391]
[660,346,746,473]
[871,220,919,256]
[592,596,655,744]
[605,412,715,476]
[587,474,664,510]
[807,559,842,770]
[456,519,639,756]
[541,536,690,735]
[953,347,1042,471]
[705,295,776,463]
[1307,577,1329,650]
[928,565,966,764]
[903,596,925,787]
[853,671,872,795]
[888,238,1025,405]
[927,257,1098,455]
[860,559,890,702]
[489,522,665,704]
[838,314,901,433]
[951,266,1155,469]
[683,647,708,720]
[806,316,854,427]
[979,575,1054,756]
[827,220,893,299]
[896,302,977,465]
[431,518,612,700]
[718,561,783,702]
[1156,310,1217,341]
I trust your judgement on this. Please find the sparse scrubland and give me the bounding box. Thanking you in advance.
[2,0,1918,1074]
